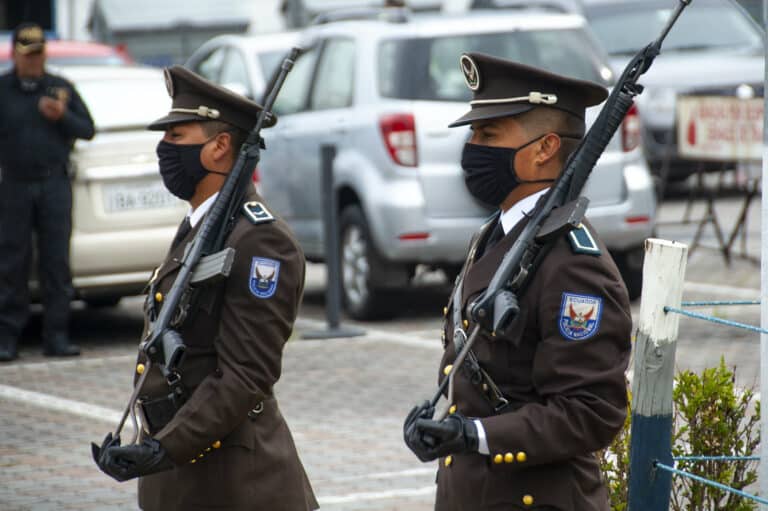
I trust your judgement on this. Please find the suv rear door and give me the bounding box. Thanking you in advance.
[262,37,356,256]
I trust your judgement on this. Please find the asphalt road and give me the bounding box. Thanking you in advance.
[0,189,764,511]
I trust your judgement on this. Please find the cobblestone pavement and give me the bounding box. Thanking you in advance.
[0,193,764,510]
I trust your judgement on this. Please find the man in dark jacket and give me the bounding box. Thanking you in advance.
[403,53,632,510]
[93,65,318,511]
[0,23,95,361]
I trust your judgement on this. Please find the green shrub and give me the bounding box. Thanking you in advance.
[598,358,760,511]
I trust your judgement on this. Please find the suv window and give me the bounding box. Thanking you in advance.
[310,39,356,110]
[379,28,610,101]
[194,47,227,82]
[219,48,252,97]
[273,45,320,115]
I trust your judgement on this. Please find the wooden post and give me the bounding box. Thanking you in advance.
[628,238,688,511]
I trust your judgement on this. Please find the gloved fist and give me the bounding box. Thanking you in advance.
[403,400,438,462]
[414,412,479,458]
[92,435,173,482]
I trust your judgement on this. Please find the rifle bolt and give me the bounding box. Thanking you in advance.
[136,364,145,375]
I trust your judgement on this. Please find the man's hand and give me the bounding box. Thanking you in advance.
[414,413,479,459]
[403,400,438,462]
[92,434,174,482]
[38,96,66,121]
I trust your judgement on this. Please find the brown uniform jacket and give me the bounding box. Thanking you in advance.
[134,190,318,511]
[434,214,632,511]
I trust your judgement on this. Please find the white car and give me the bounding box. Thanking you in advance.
[185,32,301,101]
[41,65,186,306]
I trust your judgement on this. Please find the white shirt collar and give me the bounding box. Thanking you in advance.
[188,192,219,228]
[499,188,549,234]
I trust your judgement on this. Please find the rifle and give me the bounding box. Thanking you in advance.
[428,0,693,418]
[109,47,302,446]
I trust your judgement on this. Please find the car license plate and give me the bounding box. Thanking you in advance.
[103,181,180,213]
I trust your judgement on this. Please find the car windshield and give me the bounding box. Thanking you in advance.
[74,77,168,131]
[585,2,763,56]
[379,28,611,101]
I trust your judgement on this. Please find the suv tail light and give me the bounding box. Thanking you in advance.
[380,113,418,167]
[621,103,641,152]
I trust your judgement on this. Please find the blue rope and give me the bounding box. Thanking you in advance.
[664,306,768,335]
[654,461,768,505]
[680,300,760,307]
[674,456,760,462]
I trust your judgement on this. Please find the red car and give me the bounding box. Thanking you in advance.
[0,40,132,70]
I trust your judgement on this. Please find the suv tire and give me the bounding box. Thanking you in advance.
[612,247,644,301]
[339,205,395,320]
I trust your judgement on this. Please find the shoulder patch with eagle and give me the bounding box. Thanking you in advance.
[558,292,603,341]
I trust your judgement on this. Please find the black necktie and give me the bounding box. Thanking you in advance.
[171,217,192,250]
[486,220,504,249]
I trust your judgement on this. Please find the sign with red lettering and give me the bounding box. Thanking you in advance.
[676,95,763,161]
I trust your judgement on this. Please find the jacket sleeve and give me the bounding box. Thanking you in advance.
[155,224,305,463]
[479,252,632,466]
[58,81,95,140]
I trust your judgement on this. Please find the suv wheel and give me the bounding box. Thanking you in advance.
[339,205,394,320]
[612,247,644,301]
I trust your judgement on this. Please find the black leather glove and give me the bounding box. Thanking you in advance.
[92,434,174,482]
[414,413,479,458]
[403,400,438,462]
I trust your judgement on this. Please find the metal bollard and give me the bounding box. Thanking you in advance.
[302,145,365,340]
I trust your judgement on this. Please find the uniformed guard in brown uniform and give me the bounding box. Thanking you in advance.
[404,53,632,510]
[94,66,318,511]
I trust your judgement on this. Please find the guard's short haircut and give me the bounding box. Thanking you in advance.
[517,108,585,165]
[201,121,248,155]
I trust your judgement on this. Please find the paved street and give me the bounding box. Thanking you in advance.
[0,188,765,511]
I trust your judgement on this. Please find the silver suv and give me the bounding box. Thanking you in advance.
[259,10,656,318]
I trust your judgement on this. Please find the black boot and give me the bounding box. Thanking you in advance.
[43,334,80,357]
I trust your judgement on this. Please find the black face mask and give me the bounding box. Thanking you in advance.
[461,135,554,207]
[156,138,227,201]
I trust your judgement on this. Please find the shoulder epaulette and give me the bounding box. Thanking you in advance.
[568,224,601,256]
[242,201,275,225]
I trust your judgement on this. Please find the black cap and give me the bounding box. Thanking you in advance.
[12,22,46,55]
[449,52,608,128]
[148,65,276,131]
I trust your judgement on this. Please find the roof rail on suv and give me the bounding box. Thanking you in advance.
[311,6,410,25]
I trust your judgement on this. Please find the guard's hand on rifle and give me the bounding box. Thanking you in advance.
[414,413,479,459]
[92,434,173,482]
[403,400,438,462]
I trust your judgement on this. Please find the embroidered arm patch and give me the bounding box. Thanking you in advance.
[249,257,280,298]
[558,292,603,340]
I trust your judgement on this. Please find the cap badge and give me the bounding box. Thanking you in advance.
[18,26,44,42]
[460,55,480,91]
[163,68,175,98]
